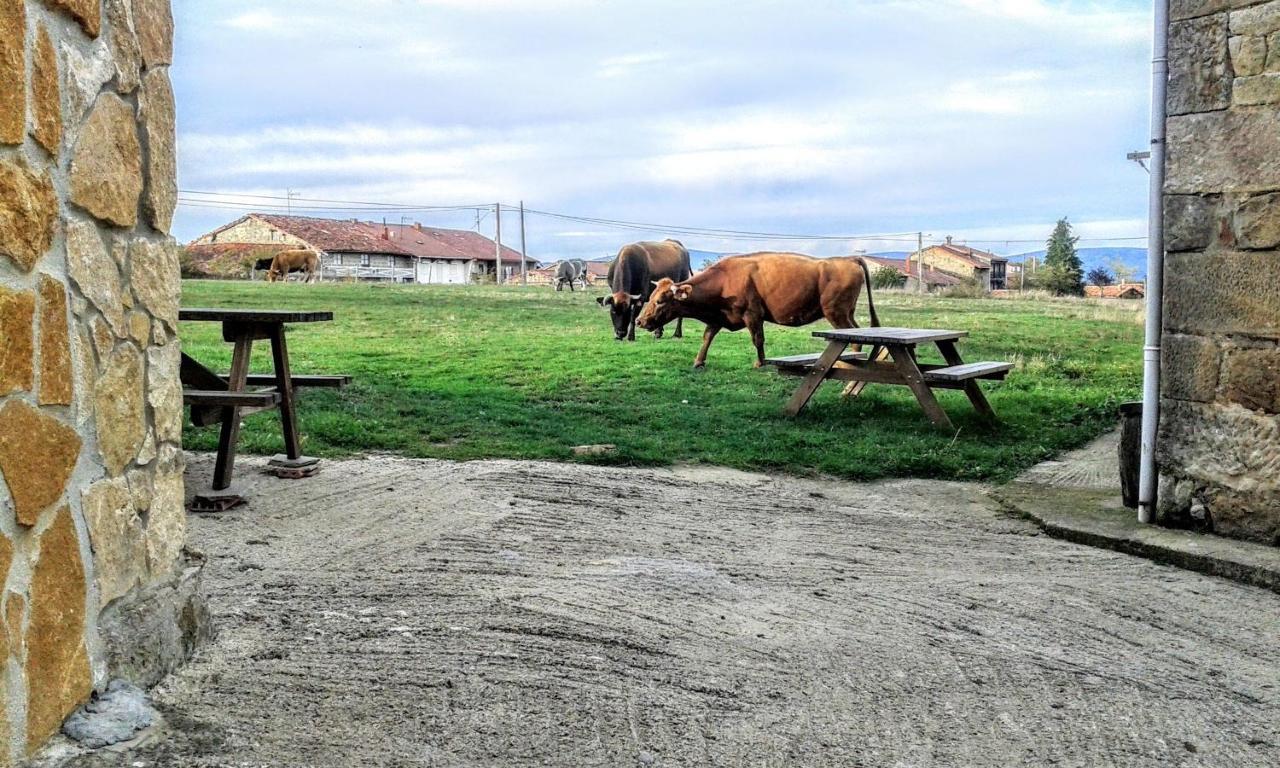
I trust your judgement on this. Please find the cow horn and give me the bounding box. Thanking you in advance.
[628,294,642,300]
[651,280,661,288]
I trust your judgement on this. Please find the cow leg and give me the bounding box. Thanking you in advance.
[674,316,683,339]
[653,324,664,340]
[747,316,766,368]
[694,326,721,368]
[627,308,637,342]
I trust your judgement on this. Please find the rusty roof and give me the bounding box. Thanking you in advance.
[865,256,963,287]
[200,214,531,263]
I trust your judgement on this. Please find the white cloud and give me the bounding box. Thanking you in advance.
[223,10,290,32]
[598,52,671,79]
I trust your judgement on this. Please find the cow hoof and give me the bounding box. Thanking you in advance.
[693,362,706,370]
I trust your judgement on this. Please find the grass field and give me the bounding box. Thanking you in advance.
[179,280,1144,483]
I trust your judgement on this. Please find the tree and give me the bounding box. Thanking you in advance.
[872,265,907,290]
[1109,259,1137,285]
[1086,266,1115,287]
[1042,218,1084,296]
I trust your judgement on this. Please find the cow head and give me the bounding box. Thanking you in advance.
[637,278,690,332]
[597,291,645,340]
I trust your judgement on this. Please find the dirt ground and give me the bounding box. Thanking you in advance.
[64,453,1280,768]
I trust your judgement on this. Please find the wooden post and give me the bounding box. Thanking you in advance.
[494,203,503,284]
[916,232,924,294]
[519,200,528,285]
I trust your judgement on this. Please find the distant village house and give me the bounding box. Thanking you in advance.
[187,214,536,283]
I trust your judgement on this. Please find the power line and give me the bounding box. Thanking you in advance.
[175,188,1148,248]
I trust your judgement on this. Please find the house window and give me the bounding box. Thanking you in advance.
[360,254,370,267]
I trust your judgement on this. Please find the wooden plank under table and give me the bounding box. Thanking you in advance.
[180,308,341,510]
[766,327,1011,429]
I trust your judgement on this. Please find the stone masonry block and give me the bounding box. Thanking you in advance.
[1170,14,1233,115]
[1164,251,1280,337]
[1223,346,1280,412]
[1168,109,1280,193]
[1158,399,1280,492]
[1234,191,1280,248]
[1233,72,1280,104]
[0,0,23,144]
[1165,194,1217,252]
[1231,34,1268,75]
[1231,1,1280,36]
[1162,333,1221,402]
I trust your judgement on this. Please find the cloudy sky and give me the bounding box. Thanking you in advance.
[171,0,1154,259]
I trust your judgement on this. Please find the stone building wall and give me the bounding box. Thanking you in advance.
[1161,0,1280,544]
[0,0,205,762]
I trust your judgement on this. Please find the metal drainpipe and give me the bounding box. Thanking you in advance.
[1138,0,1169,524]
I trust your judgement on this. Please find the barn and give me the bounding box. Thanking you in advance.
[189,213,535,283]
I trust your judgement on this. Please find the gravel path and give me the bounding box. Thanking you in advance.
[67,454,1280,767]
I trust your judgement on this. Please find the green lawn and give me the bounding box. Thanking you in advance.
[179,280,1143,483]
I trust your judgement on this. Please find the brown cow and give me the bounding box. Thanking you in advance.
[636,253,880,368]
[267,249,321,283]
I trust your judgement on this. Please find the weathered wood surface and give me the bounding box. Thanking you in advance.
[183,389,282,407]
[231,374,352,388]
[180,308,334,324]
[814,327,967,345]
[923,362,1013,382]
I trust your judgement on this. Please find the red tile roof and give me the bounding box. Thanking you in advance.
[865,256,963,287]
[1085,283,1146,299]
[202,214,530,264]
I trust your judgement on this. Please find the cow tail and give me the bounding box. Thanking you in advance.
[858,257,881,328]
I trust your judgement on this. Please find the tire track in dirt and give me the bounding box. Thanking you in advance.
[63,454,1280,768]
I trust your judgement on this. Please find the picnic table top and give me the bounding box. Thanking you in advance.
[179,308,334,324]
[814,327,967,344]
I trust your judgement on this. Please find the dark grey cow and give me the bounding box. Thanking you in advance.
[596,240,692,341]
[554,259,589,292]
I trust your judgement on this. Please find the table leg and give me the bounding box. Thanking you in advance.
[887,344,954,430]
[269,326,302,460]
[841,344,884,399]
[936,340,997,422]
[213,335,253,490]
[784,340,848,417]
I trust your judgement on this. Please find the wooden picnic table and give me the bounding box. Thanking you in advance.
[766,327,1012,430]
[180,308,349,511]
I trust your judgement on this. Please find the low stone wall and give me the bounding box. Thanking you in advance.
[0,0,204,762]
[1161,0,1280,544]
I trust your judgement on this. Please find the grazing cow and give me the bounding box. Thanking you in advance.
[636,253,880,368]
[596,240,692,341]
[555,259,589,292]
[267,248,321,283]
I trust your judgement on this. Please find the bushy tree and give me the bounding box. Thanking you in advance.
[1086,266,1115,287]
[1109,259,1137,285]
[1042,218,1084,296]
[872,265,907,290]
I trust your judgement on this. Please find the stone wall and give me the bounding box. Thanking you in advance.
[1161,0,1280,544]
[0,0,204,762]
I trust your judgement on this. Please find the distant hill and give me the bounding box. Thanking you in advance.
[1011,247,1148,281]
[868,251,913,261]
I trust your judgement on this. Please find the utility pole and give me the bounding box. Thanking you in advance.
[286,188,300,216]
[916,232,924,294]
[519,200,528,285]
[494,202,503,284]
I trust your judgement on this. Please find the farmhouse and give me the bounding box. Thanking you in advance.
[911,237,1012,290]
[865,255,963,292]
[189,214,534,283]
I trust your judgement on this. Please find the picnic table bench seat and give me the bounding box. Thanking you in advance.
[182,389,282,408]
[765,351,869,368]
[922,362,1013,383]
[225,374,352,389]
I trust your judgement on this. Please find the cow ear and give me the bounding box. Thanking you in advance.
[675,286,692,301]
[596,296,609,307]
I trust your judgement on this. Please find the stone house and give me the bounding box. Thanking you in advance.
[1159,0,1280,545]
[190,213,534,284]
[0,0,207,763]
[911,238,1011,291]
[864,255,963,292]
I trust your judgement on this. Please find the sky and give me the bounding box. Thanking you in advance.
[171,0,1155,260]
